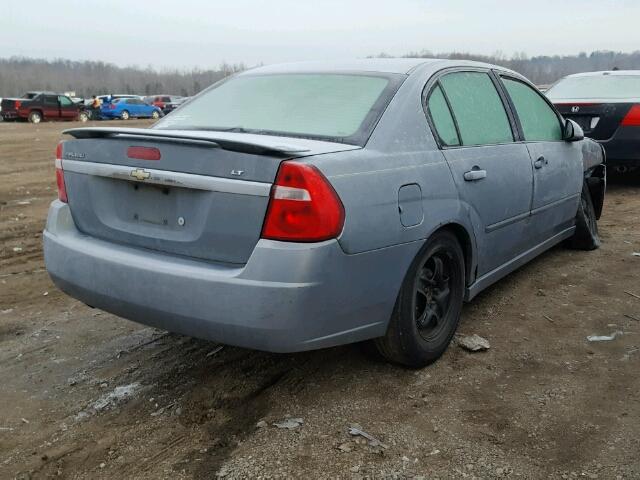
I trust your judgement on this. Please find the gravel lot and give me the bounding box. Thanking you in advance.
[1,120,639,479]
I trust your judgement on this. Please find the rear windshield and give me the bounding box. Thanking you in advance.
[546,75,640,100]
[154,73,403,145]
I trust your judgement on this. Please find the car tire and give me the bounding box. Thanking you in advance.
[375,230,465,368]
[120,110,130,120]
[28,111,42,124]
[569,182,601,250]
[151,110,160,120]
[78,111,89,122]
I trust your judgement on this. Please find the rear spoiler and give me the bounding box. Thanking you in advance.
[63,127,311,156]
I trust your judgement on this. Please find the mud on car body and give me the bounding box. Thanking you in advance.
[44,59,605,367]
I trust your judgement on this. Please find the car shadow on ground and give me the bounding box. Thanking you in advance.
[78,325,408,477]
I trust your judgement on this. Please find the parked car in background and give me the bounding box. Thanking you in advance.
[45,59,605,368]
[98,94,142,104]
[145,95,185,114]
[547,70,640,173]
[100,97,162,120]
[0,92,90,123]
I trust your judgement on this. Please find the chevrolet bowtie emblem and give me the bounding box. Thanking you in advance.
[131,168,150,181]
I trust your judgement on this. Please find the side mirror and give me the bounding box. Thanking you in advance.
[563,119,584,142]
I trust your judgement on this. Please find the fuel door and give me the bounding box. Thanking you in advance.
[398,183,423,227]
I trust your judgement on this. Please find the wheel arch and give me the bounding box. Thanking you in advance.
[581,140,606,220]
[584,163,606,221]
[432,223,476,287]
[28,109,43,121]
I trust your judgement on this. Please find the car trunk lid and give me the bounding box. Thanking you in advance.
[554,101,636,140]
[60,127,359,264]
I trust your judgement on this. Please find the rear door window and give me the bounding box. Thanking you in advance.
[44,95,58,105]
[502,77,563,142]
[427,85,460,146]
[439,71,513,146]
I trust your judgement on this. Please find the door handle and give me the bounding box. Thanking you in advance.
[534,155,547,169]
[463,167,487,181]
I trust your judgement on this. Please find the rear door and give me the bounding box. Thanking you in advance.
[42,94,60,119]
[428,70,535,275]
[499,76,582,244]
[127,99,140,116]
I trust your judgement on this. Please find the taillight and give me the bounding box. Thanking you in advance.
[15,100,21,109]
[109,104,116,110]
[127,146,161,160]
[261,161,344,242]
[55,141,68,203]
[621,105,640,126]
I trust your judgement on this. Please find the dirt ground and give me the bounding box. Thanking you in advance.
[1,120,639,480]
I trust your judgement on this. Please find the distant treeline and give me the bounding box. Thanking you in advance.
[1,50,639,98]
[0,57,246,98]
[373,50,640,85]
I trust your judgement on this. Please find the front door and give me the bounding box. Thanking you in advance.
[426,71,534,276]
[58,95,77,120]
[499,76,583,244]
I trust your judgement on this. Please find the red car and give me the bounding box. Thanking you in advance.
[0,92,89,123]
[145,95,184,114]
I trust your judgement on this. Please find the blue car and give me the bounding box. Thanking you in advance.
[101,98,162,120]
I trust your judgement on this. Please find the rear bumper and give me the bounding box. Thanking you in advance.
[44,201,413,352]
[1,111,20,119]
[598,126,640,166]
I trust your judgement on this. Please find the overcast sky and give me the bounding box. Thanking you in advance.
[1,0,639,69]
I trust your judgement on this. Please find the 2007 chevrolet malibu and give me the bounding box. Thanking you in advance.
[44,59,606,367]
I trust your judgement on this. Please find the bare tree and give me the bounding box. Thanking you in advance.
[371,50,640,84]
[0,57,246,98]
[2,51,640,98]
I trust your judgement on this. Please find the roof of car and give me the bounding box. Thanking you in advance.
[98,94,139,98]
[241,58,520,79]
[243,58,443,75]
[562,70,640,78]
